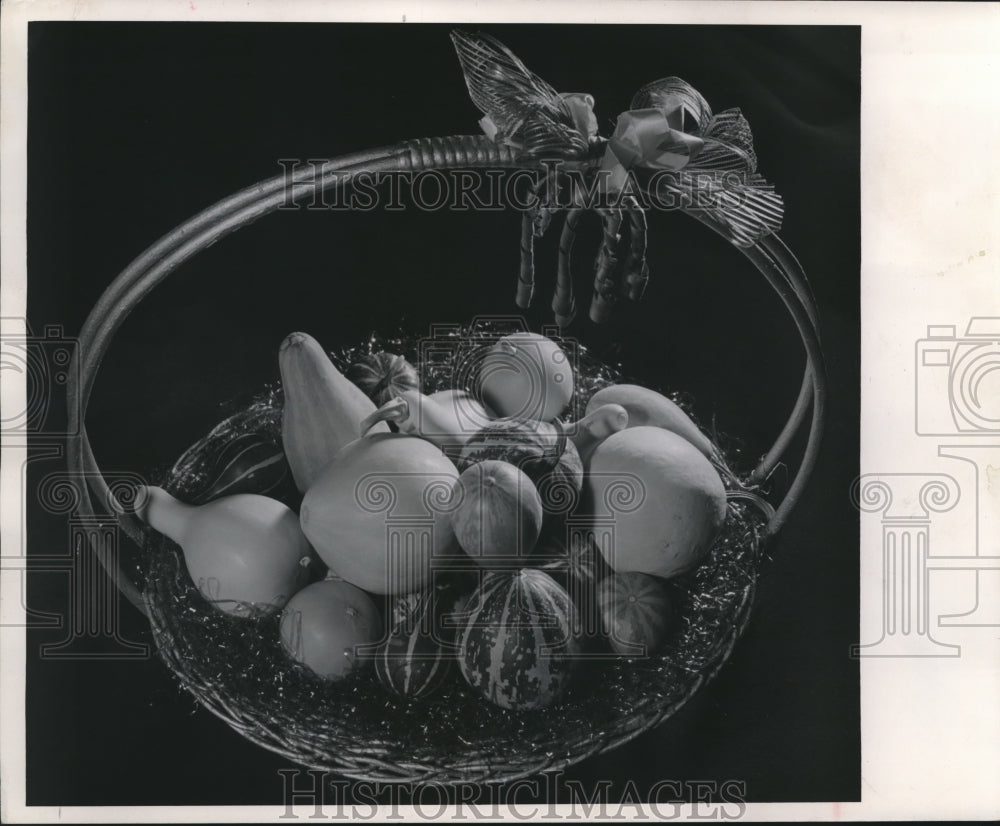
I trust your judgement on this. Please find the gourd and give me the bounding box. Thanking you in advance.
[279,578,382,680]
[585,427,727,579]
[360,389,493,457]
[596,571,675,656]
[374,588,454,700]
[568,403,628,466]
[458,568,581,710]
[192,433,293,505]
[456,418,583,518]
[139,486,312,617]
[345,351,419,407]
[586,384,720,463]
[452,460,544,564]
[477,332,574,421]
[299,432,460,594]
[279,331,388,492]
[535,533,602,605]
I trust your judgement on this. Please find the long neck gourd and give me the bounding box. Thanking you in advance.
[140,485,312,617]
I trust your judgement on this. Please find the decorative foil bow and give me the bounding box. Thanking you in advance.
[450,30,784,325]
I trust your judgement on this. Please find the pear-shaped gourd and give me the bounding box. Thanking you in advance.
[567,403,629,466]
[585,384,720,464]
[139,486,312,617]
[360,389,494,458]
[279,331,388,493]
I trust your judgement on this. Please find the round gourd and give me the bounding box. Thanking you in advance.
[457,418,583,517]
[477,332,574,421]
[346,351,420,407]
[458,569,581,710]
[299,433,460,594]
[585,427,727,579]
[279,579,382,680]
[452,460,543,564]
[375,589,454,700]
[597,571,675,656]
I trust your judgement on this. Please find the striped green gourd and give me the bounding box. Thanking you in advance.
[193,433,292,504]
[458,568,580,710]
[374,588,454,700]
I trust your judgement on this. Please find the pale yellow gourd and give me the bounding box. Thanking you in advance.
[585,427,727,579]
[360,389,493,456]
[568,403,629,465]
[585,384,720,463]
[139,486,312,616]
[477,332,574,422]
[299,433,460,594]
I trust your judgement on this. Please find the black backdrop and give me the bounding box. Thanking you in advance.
[25,22,859,806]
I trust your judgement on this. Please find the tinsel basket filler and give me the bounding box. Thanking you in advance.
[66,32,825,784]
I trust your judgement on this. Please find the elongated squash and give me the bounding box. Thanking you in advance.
[279,332,388,492]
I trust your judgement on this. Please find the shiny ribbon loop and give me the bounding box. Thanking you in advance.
[599,108,706,194]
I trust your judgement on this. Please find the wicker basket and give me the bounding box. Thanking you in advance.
[65,135,825,784]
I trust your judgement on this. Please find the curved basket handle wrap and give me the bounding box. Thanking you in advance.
[65,135,824,619]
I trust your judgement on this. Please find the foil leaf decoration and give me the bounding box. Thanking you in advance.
[627,77,781,245]
[450,30,590,158]
[695,109,759,172]
[629,76,713,134]
[653,170,783,248]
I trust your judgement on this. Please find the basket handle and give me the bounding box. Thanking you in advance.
[65,135,824,619]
